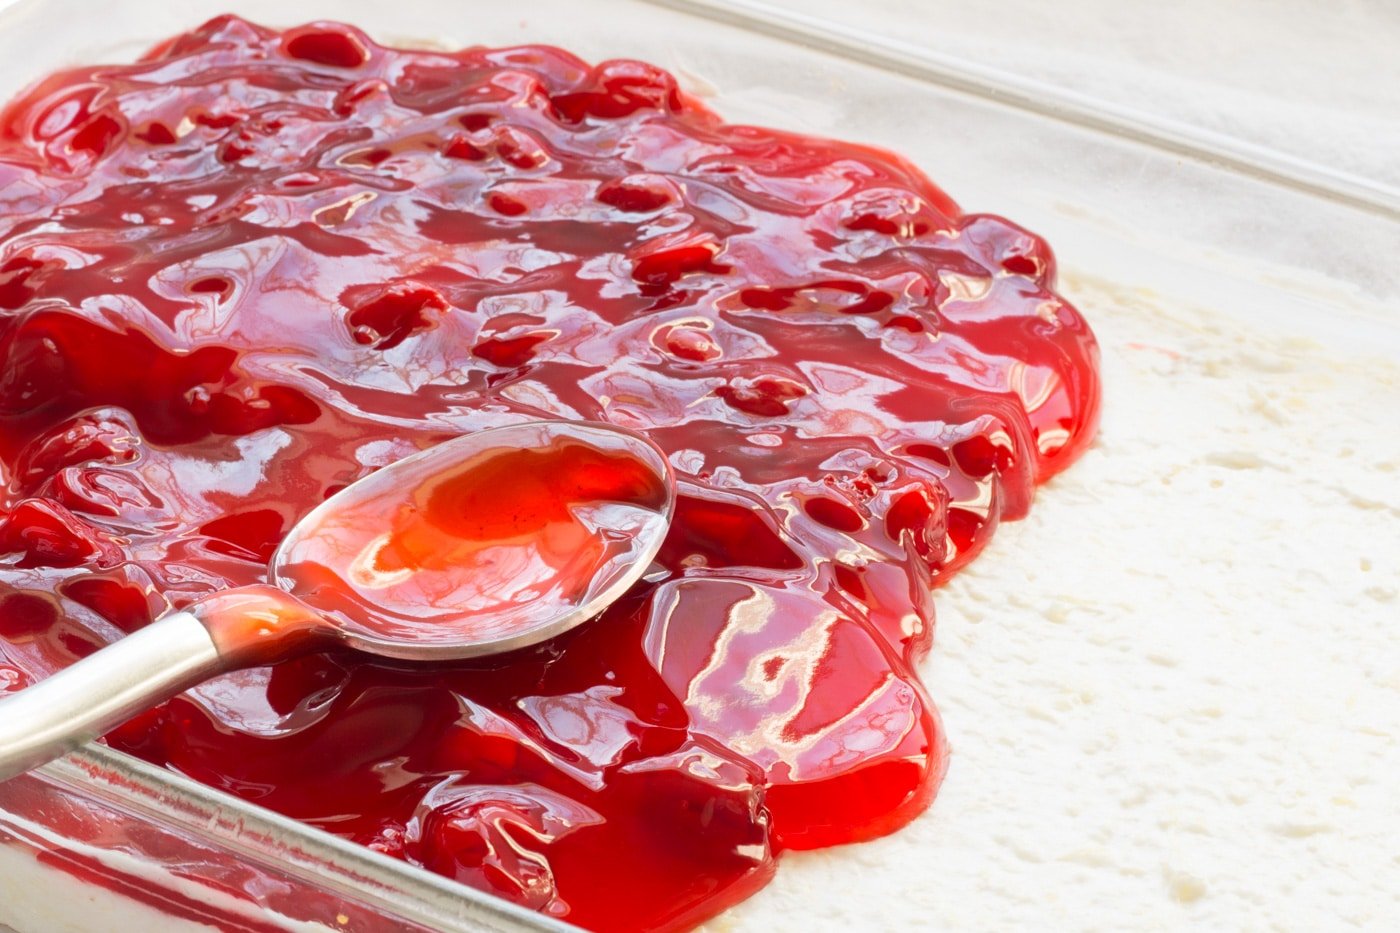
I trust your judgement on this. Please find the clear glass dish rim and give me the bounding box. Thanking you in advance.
[24,743,576,932]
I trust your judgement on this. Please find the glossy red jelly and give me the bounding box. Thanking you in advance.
[0,17,1100,932]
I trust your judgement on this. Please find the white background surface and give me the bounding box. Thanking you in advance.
[762,0,1400,189]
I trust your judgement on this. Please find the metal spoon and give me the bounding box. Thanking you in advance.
[0,421,675,783]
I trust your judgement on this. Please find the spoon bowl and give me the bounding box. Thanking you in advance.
[269,420,674,660]
[0,421,674,782]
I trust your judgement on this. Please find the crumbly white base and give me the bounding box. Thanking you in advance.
[704,272,1400,930]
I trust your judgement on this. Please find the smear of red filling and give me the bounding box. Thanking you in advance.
[0,17,1099,932]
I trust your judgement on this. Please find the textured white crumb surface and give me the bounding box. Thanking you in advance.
[701,273,1400,931]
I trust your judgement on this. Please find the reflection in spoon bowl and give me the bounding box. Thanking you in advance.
[273,423,675,653]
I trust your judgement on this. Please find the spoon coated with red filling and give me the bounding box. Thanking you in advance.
[0,421,674,782]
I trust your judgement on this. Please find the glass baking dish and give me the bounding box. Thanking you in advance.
[0,0,1395,930]
[0,744,572,932]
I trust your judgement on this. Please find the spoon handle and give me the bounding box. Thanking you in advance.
[0,611,224,782]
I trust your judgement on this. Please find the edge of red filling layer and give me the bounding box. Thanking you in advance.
[0,15,1100,932]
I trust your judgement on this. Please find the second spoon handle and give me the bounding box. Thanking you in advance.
[0,610,224,782]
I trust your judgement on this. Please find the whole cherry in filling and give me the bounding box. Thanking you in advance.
[0,15,1101,933]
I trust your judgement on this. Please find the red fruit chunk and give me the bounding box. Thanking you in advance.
[715,374,807,417]
[134,121,177,145]
[11,412,139,490]
[657,496,803,572]
[0,498,118,569]
[739,281,894,316]
[804,496,866,533]
[0,592,59,640]
[343,282,450,351]
[61,576,155,633]
[282,26,369,69]
[596,175,676,213]
[198,510,286,564]
[485,191,529,217]
[0,257,51,310]
[952,432,1017,479]
[472,332,550,368]
[885,484,950,564]
[443,133,488,161]
[631,240,728,289]
[551,60,683,123]
[411,783,599,912]
[655,323,721,362]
